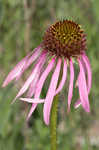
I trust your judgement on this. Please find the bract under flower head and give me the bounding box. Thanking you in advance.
[43,20,86,59]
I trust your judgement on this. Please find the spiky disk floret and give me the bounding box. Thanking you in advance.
[42,20,87,59]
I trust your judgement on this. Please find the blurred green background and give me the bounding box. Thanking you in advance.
[0,0,99,150]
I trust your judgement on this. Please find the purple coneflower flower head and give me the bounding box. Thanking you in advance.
[2,20,92,125]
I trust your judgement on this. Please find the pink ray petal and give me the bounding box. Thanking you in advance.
[14,66,39,101]
[20,98,44,103]
[74,54,92,108]
[2,46,42,87]
[27,54,47,97]
[67,59,74,112]
[27,104,37,119]
[26,73,40,98]
[43,58,61,125]
[27,57,55,120]
[77,59,90,112]
[82,54,92,93]
[2,53,31,87]
[75,59,86,88]
[55,59,67,95]
[35,58,55,95]
[13,52,46,103]
[74,99,81,109]
[15,46,42,81]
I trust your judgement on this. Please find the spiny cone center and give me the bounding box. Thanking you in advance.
[42,20,86,59]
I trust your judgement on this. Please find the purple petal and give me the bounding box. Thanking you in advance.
[55,59,67,95]
[27,57,55,120]
[67,59,74,112]
[20,98,44,103]
[78,59,90,112]
[43,58,61,125]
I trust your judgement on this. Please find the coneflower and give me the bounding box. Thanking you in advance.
[2,20,92,126]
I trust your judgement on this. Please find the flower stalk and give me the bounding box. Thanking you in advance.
[50,94,59,150]
[50,62,63,150]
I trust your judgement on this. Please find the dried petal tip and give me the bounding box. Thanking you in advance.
[42,20,86,59]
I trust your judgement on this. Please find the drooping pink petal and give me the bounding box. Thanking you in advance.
[2,46,42,87]
[74,99,81,109]
[55,59,67,95]
[74,54,92,108]
[20,98,44,103]
[27,57,55,120]
[15,46,42,80]
[14,66,39,101]
[77,59,90,112]
[67,59,74,112]
[2,53,31,87]
[43,58,61,125]
[27,53,47,97]
[13,52,46,103]
[26,73,40,98]
[35,58,55,95]
[82,54,92,93]
[75,59,86,88]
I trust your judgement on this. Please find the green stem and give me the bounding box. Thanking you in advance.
[50,94,59,150]
[50,62,63,150]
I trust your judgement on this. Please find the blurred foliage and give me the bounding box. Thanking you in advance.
[0,0,99,150]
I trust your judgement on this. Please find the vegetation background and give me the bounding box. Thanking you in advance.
[0,0,99,150]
